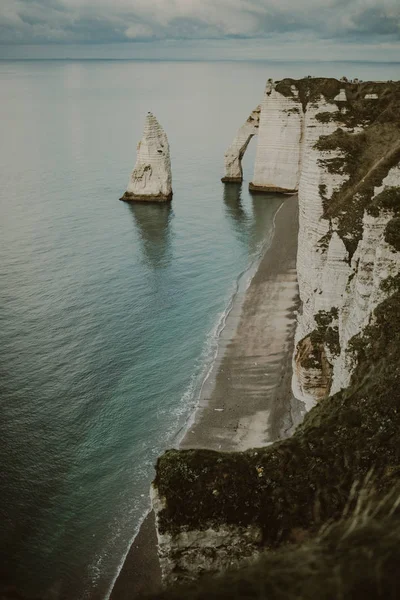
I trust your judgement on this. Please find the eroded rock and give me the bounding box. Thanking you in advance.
[121,112,172,202]
[221,106,260,183]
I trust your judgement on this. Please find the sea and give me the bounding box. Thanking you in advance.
[1,53,399,599]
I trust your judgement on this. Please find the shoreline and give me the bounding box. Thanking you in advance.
[174,196,287,448]
[181,194,303,451]
[110,193,302,599]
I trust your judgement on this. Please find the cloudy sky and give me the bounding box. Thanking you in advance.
[0,0,399,59]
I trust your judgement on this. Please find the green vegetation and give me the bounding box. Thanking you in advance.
[312,81,400,257]
[366,187,400,252]
[318,184,328,199]
[316,231,331,251]
[381,273,400,294]
[320,135,400,256]
[275,78,342,111]
[385,217,400,251]
[315,128,367,176]
[155,280,400,544]
[285,107,301,115]
[368,186,400,217]
[314,308,340,356]
[315,111,336,123]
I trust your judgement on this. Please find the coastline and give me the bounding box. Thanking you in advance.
[110,193,302,599]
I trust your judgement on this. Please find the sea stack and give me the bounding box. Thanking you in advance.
[120,112,173,202]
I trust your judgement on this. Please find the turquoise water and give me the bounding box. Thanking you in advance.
[1,59,400,599]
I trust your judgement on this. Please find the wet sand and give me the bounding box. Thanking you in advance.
[111,193,302,599]
[110,511,161,599]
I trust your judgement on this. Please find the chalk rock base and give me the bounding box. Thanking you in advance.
[249,182,297,194]
[120,191,173,203]
[221,176,243,183]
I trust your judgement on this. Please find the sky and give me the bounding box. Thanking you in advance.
[0,0,399,61]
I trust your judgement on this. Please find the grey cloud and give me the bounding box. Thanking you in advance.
[349,7,400,35]
[0,0,399,44]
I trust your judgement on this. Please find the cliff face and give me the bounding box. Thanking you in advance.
[330,166,400,394]
[292,78,400,404]
[152,483,262,586]
[294,97,350,405]
[121,112,172,202]
[250,81,302,193]
[152,78,400,586]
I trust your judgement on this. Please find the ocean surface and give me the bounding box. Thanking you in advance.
[1,58,400,600]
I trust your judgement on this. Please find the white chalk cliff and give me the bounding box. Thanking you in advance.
[250,81,302,193]
[222,106,260,182]
[121,112,172,202]
[329,165,400,395]
[294,96,352,406]
[293,99,400,405]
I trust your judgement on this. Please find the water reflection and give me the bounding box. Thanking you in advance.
[223,183,249,227]
[223,181,285,255]
[128,203,173,268]
[249,192,285,255]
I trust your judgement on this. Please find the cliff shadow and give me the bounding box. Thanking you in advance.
[127,203,173,268]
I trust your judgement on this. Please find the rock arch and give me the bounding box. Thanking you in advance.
[221,106,260,183]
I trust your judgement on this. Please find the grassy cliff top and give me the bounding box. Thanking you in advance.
[274,77,400,110]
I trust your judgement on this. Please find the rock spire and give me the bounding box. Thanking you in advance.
[120,112,173,202]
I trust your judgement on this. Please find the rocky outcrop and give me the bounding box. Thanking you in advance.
[294,334,333,403]
[221,106,260,182]
[152,484,262,586]
[120,112,172,202]
[250,81,302,193]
